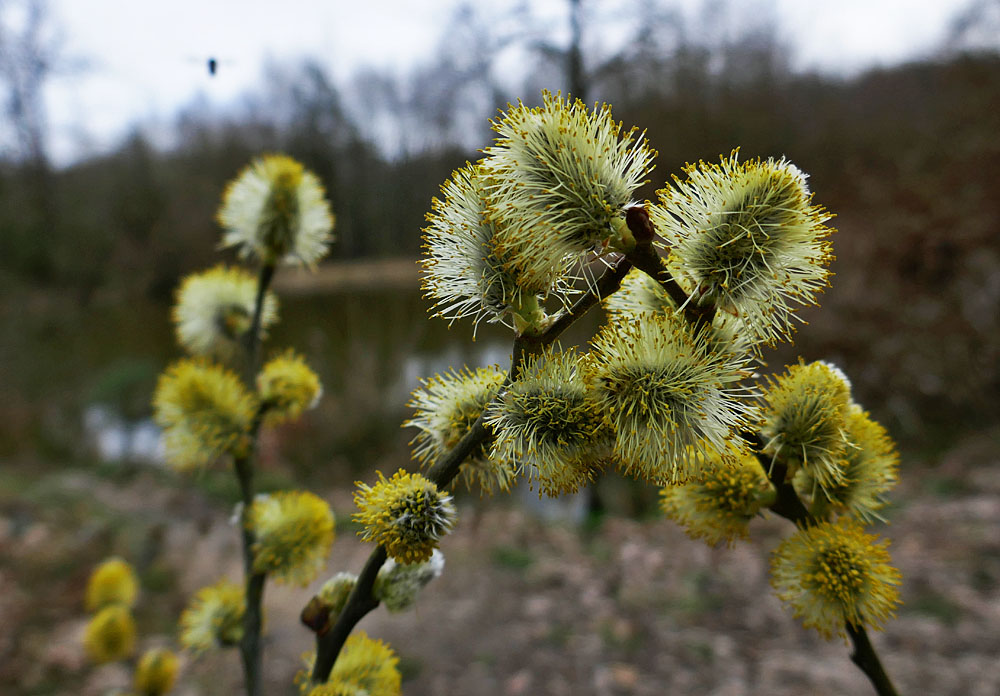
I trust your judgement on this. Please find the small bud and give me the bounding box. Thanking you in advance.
[85,556,138,613]
[625,205,655,246]
[83,605,136,664]
[300,596,332,636]
[318,572,358,616]
[301,572,358,635]
[134,648,180,696]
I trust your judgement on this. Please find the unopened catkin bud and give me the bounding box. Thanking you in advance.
[134,648,180,696]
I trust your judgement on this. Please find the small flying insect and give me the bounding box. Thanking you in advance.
[184,55,234,78]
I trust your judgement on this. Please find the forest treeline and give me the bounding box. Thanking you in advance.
[1,1,999,447]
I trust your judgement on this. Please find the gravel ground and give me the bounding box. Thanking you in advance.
[2,428,998,696]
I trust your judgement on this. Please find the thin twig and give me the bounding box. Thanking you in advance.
[748,431,900,696]
[847,622,901,696]
[522,255,633,347]
[625,241,716,330]
[245,262,275,375]
[620,205,715,330]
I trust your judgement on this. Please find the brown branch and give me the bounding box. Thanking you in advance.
[522,255,633,346]
[847,622,901,696]
[621,206,715,331]
[625,242,716,330]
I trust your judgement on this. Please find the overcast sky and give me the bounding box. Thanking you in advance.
[30,0,973,164]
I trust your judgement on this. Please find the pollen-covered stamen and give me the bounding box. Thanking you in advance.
[257,350,323,426]
[660,452,775,546]
[83,605,136,664]
[218,153,334,267]
[482,91,656,286]
[652,151,834,345]
[421,162,568,332]
[405,365,513,495]
[134,648,180,696]
[488,348,610,496]
[770,519,901,640]
[386,493,451,547]
[298,632,401,696]
[153,359,258,470]
[179,580,246,652]
[795,403,899,522]
[587,312,758,484]
[85,557,139,612]
[761,360,853,487]
[353,470,457,564]
[247,490,335,586]
[808,544,868,607]
[172,265,279,360]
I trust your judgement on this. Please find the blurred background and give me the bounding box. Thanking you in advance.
[1,1,998,694]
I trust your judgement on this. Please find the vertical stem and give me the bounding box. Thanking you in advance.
[245,263,276,378]
[235,262,276,696]
[235,455,266,696]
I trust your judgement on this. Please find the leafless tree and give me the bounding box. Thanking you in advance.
[0,0,57,165]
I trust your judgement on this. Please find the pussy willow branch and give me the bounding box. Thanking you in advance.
[234,261,276,696]
[629,230,900,696]
[307,257,632,684]
[749,439,900,696]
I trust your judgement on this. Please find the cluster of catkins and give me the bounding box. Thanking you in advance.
[82,91,903,696]
[109,155,453,695]
[414,91,901,642]
[82,557,179,696]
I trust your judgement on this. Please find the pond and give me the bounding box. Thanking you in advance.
[68,278,606,492]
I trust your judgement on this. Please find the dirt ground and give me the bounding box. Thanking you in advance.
[2,426,998,696]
